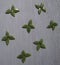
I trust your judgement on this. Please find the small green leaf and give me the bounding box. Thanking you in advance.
[11,11,15,17]
[33,41,39,45]
[40,3,44,9]
[35,4,40,9]
[22,57,26,63]
[36,44,40,51]
[30,25,35,29]
[53,23,58,26]
[6,31,9,36]
[25,53,31,57]
[5,9,11,14]
[22,25,28,28]
[2,36,7,41]
[40,44,46,49]
[39,39,43,44]
[9,36,15,40]
[17,55,23,59]
[11,5,15,10]
[27,26,31,33]
[14,9,20,13]
[28,19,32,26]
[6,38,9,46]
[38,8,41,15]
[42,8,46,12]
[52,26,55,31]
[22,50,25,56]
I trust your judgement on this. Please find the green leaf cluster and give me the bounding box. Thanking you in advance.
[17,50,31,63]
[35,2,46,15]
[33,39,46,51]
[2,31,15,46]
[22,19,35,33]
[5,5,20,17]
[47,20,58,31]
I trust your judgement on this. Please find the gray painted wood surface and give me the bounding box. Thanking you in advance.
[0,0,60,65]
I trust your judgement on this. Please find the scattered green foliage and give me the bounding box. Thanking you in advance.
[5,5,20,17]
[35,2,46,15]
[47,20,58,31]
[17,50,31,63]
[2,31,15,46]
[33,39,46,51]
[22,19,35,33]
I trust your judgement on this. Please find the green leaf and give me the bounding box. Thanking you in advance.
[27,26,31,33]
[2,36,7,41]
[39,39,43,44]
[30,25,35,29]
[35,4,40,9]
[40,3,44,9]
[38,8,41,15]
[5,9,11,14]
[21,50,25,56]
[9,36,15,40]
[17,55,23,59]
[28,19,32,26]
[33,41,39,45]
[11,5,15,10]
[52,26,55,31]
[36,44,40,51]
[22,25,28,28]
[53,22,58,26]
[6,31,9,36]
[42,8,46,12]
[11,11,15,17]
[6,38,9,46]
[14,9,20,13]
[40,43,46,49]
[22,57,26,63]
[25,53,31,57]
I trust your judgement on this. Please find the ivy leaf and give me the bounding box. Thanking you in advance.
[6,38,9,46]
[25,53,31,57]
[36,44,40,51]
[9,36,15,40]
[22,25,28,28]
[35,4,40,9]
[33,41,39,45]
[40,44,46,49]
[5,9,11,14]
[38,8,41,15]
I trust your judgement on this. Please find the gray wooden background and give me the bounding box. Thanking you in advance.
[0,0,60,65]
